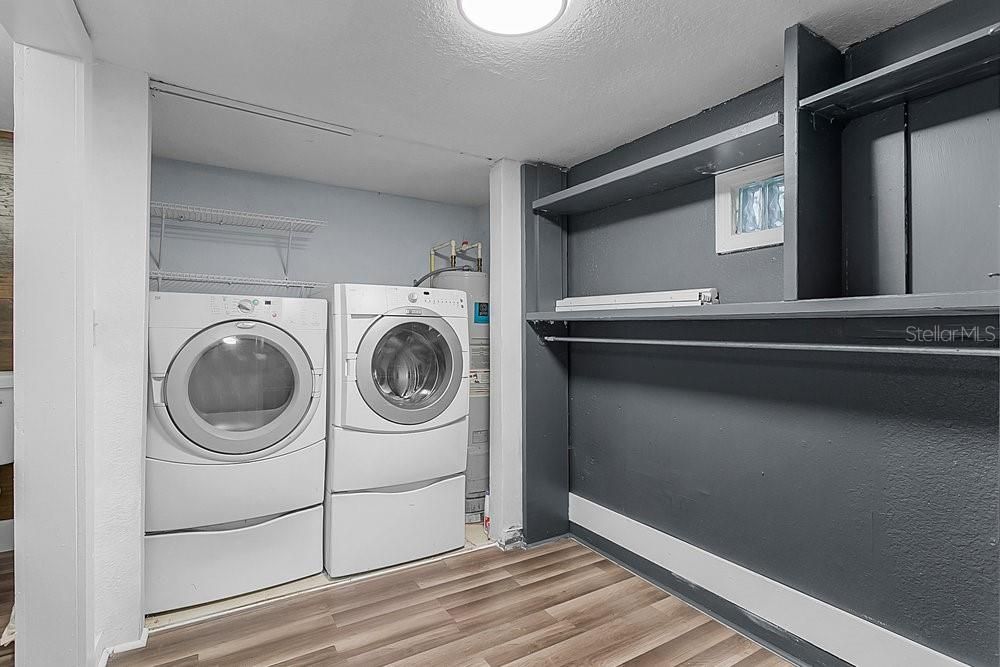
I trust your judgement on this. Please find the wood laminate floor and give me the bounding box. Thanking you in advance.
[113,539,790,666]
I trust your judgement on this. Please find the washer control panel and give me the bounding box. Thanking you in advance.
[340,283,467,317]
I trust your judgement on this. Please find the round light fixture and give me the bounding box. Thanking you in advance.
[458,0,567,36]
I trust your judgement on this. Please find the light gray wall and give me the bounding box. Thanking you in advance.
[150,158,488,293]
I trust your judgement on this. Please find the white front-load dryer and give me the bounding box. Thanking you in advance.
[321,283,469,576]
[144,291,327,613]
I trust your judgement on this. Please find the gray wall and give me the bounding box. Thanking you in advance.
[910,76,999,293]
[561,10,1000,665]
[840,75,1000,296]
[568,81,784,305]
[150,158,488,293]
[567,317,998,666]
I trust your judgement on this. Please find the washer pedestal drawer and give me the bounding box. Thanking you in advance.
[325,475,465,577]
[329,422,466,491]
[144,505,323,614]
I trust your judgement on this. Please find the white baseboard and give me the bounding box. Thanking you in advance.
[97,627,148,667]
[569,494,967,667]
[0,520,12,552]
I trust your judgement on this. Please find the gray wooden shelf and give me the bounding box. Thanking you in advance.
[532,113,783,217]
[799,23,1000,120]
[526,291,1000,322]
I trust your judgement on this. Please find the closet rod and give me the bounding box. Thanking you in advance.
[542,336,1000,358]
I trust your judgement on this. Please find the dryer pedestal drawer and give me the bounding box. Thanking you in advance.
[144,505,323,614]
[146,439,326,532]
[325,475,465,577]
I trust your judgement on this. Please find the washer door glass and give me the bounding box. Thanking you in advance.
[357,317,463,425]
[164,321,315,455]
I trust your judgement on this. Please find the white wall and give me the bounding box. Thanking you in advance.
[88,60,151,661]
[150,158,488,291]
[487,159,524,543]
[13,46,150,665]
[13,43,91,667]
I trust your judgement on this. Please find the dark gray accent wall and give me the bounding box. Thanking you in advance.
[557,4,1000,664]
[841,105,906,296]
[567,316,999,667]
[567,81,784,305]
[567,182,783,304]
[909,75,1000,293]
[783,25,845,301]
[569,81,784,186]
[522,163,570,543]
[836,74,1000,298]
[844,0,1000,78]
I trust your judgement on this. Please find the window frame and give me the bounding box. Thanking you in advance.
[714,155,784,254]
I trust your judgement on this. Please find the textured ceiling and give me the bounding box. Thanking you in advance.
[70,1,952,203]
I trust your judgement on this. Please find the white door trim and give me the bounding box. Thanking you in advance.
[569,494,967,667]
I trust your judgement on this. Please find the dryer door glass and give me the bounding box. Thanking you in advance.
[164,321,316,455]
[357,316,463,425]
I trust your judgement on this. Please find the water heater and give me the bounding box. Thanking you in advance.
[429,269,489,523]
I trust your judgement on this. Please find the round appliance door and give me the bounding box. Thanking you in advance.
[356,316,463,425]
[163,320,315,455]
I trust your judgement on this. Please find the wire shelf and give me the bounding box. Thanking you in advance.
[149,271,329,290]
[150,202,327,233]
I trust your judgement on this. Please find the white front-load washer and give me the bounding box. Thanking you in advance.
[144,291,327,613]
[321,284,469,576]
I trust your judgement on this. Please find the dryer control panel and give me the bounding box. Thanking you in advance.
[206,295,326,328]
[148,291,326,330]
[210,295,283,320]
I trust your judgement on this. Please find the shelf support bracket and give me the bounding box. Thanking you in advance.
[153,210,166,269]
[282,227,293,278]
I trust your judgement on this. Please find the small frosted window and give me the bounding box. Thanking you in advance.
[715,156,784,254]
[736,175,784,234]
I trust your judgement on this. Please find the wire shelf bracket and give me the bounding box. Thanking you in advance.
[149,202,327,278]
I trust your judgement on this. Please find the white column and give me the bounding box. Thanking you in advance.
[87,60,151,662]
[13,46,150,665]
[13,44,91,666]
[487,159,524,544]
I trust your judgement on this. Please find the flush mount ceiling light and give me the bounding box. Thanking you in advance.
[458,0,567,36]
